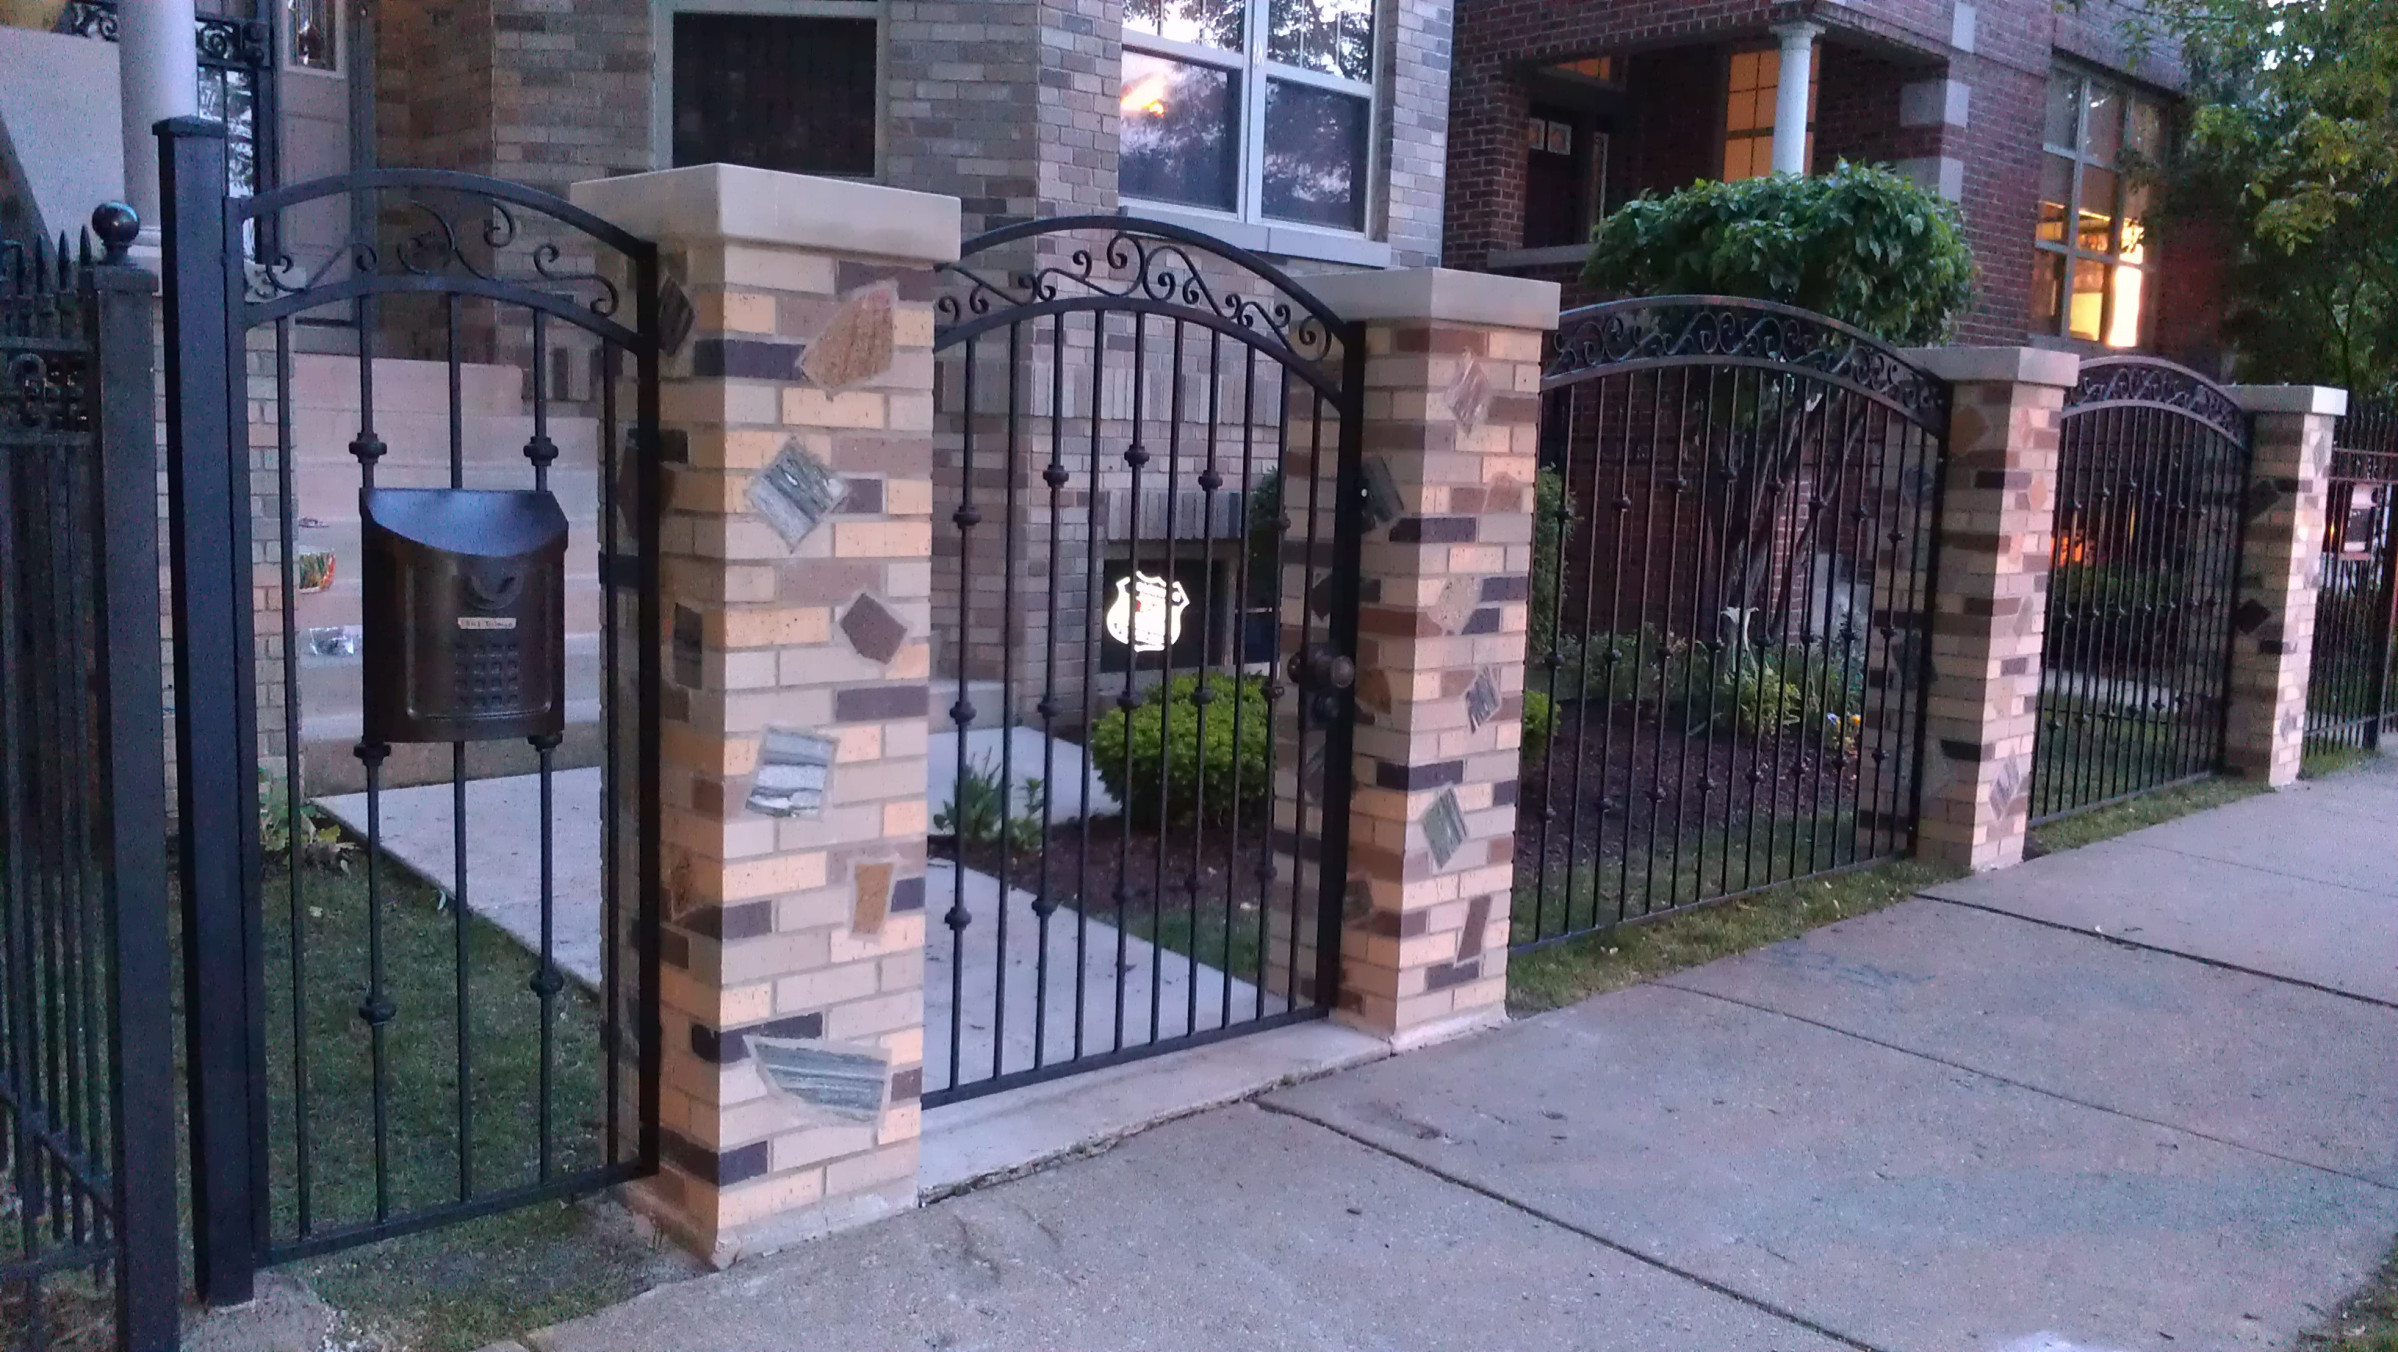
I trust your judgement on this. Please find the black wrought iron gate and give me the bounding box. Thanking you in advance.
[2306,401,2398,756]
[2030,357,2251,822]
[924,218,1364,1106]
[2,211,179,1351]
[158,120,661,1299]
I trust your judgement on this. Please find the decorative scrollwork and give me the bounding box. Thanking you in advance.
[2067,357,2247,438]
[2,351,91,435]
[1546,298,1948,429]
[2330,447,2398,488]
[244,190,622,320]
[53,1,114,40]
[937,223,1342,368]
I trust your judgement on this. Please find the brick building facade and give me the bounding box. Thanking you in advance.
[1444,0,2227,368]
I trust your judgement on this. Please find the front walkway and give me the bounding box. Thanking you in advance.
[521,757,2398,1352]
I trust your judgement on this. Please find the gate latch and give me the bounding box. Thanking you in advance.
[1287,644,1357,720]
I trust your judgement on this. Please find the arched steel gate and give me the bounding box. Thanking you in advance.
[924,218,1365,1106]
[1516,298,1949,950]
[158,120,662,1301]
[2030,357,2251,822]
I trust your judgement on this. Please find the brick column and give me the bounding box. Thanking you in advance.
[1304,269,1560,1047]
[572,165,959,1265]
[1903,347,2081,872]
[2224,385,2348,785]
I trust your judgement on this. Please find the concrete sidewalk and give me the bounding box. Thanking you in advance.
[528,757,2398,1352]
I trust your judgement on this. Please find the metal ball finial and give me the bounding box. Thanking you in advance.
[90,202,140,261]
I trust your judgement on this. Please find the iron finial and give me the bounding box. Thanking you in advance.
[90,202,139,263]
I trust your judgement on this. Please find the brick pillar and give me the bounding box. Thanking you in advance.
[1304,269,1560,1047]
[2223,385,2348,785]
[1903,348,2081,872]
[572,165,959,1265]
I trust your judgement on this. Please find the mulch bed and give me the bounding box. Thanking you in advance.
[936,816,1288,930]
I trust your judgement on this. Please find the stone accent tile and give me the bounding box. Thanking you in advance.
[839,593,910,664]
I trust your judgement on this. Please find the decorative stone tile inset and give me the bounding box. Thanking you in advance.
[853,861,894,935]
[1446,354,1493,433]
[749,441,848,549]
[1422,789,1468,869]
[658,273,696,356]
[801,282,898,390]
[840,593,909,664]
[752,1038,889,1124]
[1464,667,1502,731]
[747,728,836,818]
[673,605,703,688]
[1361,457,1405,532]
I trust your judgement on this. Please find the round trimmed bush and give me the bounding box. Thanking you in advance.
[1090,674,1272,826]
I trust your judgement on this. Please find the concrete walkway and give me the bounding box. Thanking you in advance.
[527,756,2398,1352]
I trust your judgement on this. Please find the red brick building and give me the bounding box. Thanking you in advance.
[1443,0,2227,367]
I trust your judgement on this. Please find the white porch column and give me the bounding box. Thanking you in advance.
[1770,21,1820,176]
[120,0,200,240]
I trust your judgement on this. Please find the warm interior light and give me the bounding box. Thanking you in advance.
[2106,222,2147,349]
[1123,72,1170,116]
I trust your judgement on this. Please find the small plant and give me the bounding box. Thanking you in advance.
[258,769,360,875]
[1521,688,1555,765]
[934,755,1046,852]
[1090,673,1271,827]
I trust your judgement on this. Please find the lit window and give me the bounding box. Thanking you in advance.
[287,0,338,73]
[2033,68,2166,348]
[1122,0,1376,234]
[1721,47,1816,182]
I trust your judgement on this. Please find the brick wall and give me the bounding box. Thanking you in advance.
[1445,0,2203,351]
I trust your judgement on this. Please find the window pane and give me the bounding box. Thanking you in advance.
[2038,155,2074,243]
[1122,52,1241,211]
[2077,165,2119,252]
[1268,0,1374,81]
[2125,98,2166,163]
[288,0,338,71]
[1263,79,1369,230]
[673,14,877,177]
[2120,181,2153,262]
[2107,264,2145,348]
[2069,257,2109,341]
[2044,75,2081,150]
[2084,82,2122,164]
[1126,0,1244,51]
[2031,250,2068,334]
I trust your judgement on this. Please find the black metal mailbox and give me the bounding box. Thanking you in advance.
[361,487,569,744]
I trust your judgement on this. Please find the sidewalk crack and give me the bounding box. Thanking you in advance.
[1255,1098,1893,1352]
[1654,979,2398,1195]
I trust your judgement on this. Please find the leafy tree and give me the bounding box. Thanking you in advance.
[1580,162,1978,347]
[2098,0,2398,395]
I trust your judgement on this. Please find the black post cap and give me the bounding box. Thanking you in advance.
[90,202,139,262]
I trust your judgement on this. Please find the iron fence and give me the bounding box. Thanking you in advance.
[924,219,1362,1105]
[2030,357,2251,823]
[0,210,179,1351]
[1514,299,1946,950]
[2306,401,2398,756]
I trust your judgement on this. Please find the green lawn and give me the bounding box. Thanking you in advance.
[2304,1239,2398,1352]
[2025,774,2265,857]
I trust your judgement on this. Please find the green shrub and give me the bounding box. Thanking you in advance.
[1707,643,1865,748]
[1521,689,1555,765]
[934,754,1046,851]
[1582,162,1978,346]
[1090,674,1271,826]
[1528,467,1575,661]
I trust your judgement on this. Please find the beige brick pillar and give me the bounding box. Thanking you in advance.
[2223,385,2348,785]
[1304,270,1560,1047]
[572,165,959,1265]
[1903,348,2081,872]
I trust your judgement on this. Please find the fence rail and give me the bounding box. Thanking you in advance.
[0,210,178,1352]
[2306,401,2398,756]
[1514,298,1945,950]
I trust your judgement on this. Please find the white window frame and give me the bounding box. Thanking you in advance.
[649,0,887,180]
[1120,0,1383,244]
[2034,63,2163,350]
[282,0,344,78]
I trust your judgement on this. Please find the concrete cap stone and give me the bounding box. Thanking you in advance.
[1305,268,1561,332]
[2229,384,2349,417]
[570,164,962,265]
[1902,346,2082,389]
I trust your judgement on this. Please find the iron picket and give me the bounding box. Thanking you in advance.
[2306,402,2398,757]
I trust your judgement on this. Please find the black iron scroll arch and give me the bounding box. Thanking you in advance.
[1545,296,1952,433]
[934,214,1354,397]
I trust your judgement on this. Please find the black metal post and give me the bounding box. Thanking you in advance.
[158,114,262,1306]
[86,204,182,1352]
[1312,323,1368,1010]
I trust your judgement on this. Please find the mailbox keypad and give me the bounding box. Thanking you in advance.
[451,631,524,716]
